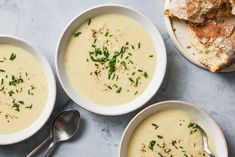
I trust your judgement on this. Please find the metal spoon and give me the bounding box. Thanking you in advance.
[27,109,80,157]
[196,124,216,157]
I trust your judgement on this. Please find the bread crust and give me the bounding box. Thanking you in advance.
[190,21,235,72]
[165,0,235,72]
[165,0,233,24]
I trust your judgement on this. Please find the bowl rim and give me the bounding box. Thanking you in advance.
[164,0,235,73]
[0,35,56,145]
[119,100,228,157]
[55,4,167,116]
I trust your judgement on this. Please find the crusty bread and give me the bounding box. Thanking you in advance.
[190,21,235,72]
[165,0,233,24]
[229,0,235,14]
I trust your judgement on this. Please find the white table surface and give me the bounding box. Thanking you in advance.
[0,0,234,156]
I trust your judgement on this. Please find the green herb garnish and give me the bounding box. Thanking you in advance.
[73,32,82,37]
[188,122,197,134]
[157,135,163,139]
[116,87,122,93]
[105,31,109,37]
[172,140,178,149]
[9,75,24,86]
[9,53,16,60]
[158,153,163,157]
[134,77,140,87]
[0,86,4,91]
[143,72,148,78]
[18,101,24,105]
[25,104,33,109]
[8,90,15,96]
[152,123,159,129]
[88,19,91,25]
[120,61,127,70]
[149,140,156,150]
[129,77,134,83]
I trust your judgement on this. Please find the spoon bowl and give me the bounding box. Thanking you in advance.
[27,109,80,157]
[196,124,216,157]
[52,110,80,142]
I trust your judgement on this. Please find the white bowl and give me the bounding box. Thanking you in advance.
[164,0,235,72]
[56,4,167,116]
[119,100,228,157]
[0,36,56,145]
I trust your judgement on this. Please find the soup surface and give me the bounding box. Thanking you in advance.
[65,14,156,105]
[127,109,215,157]
[0,44,48,134]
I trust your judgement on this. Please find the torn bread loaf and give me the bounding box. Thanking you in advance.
[230,0,235,14]
[190,21,235,72]
[165,0,233,24]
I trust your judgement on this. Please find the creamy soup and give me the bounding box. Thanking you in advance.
[128,109,216,157]
[65,14,156,105]
[0,44,48,134]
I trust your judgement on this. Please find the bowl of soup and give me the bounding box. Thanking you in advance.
[56,4,167,115]
[0,36,56,145]
[120,100,228,157]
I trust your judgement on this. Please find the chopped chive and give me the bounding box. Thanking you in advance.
[9,53,16,60]
[128,77,134,83]
[116,87,122,93]
[105,31,109,37]
[135,77,140,87]
[0,69,5,72]
[25,104,33,109]
[120,61,127,70]
[157,135,163,139]
[129,60,133,64]
[138,42,141,49]
[0,86,4,91]
[152,123,159,129]
[93,39,97,43]
[88,18,91,25]
[73,32,82,37]
[143,72,148,78]
[18,101,24,105]
[158,153,163,157]
[149,140,156,150]
[172,140,178,149]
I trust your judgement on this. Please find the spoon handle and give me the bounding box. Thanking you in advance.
[43,140,57,157]
[26,136,52,157]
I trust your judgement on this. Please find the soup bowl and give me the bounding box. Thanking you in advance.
[119,100,228,157]
[0,36,56,145]
[56,4,167,116]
